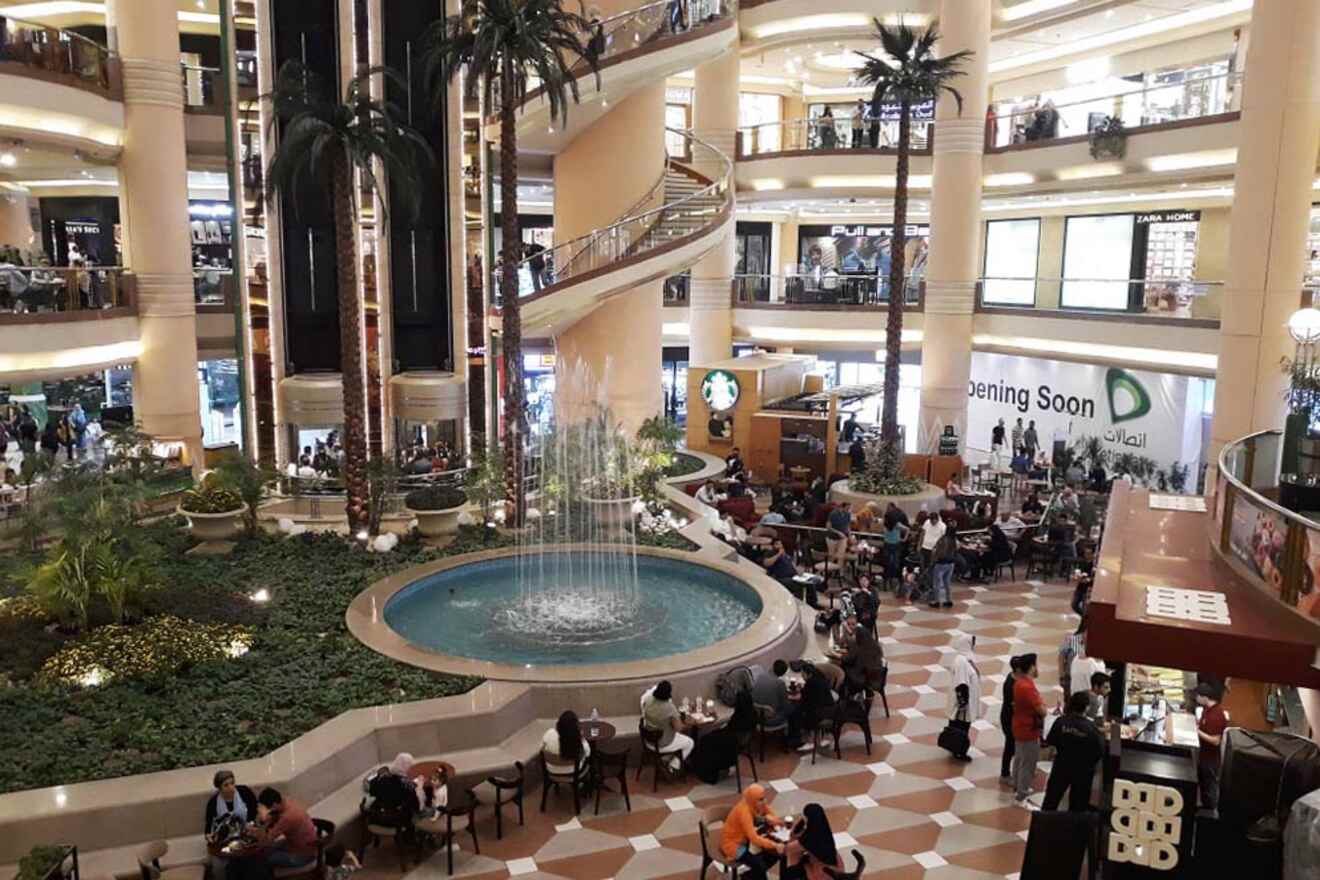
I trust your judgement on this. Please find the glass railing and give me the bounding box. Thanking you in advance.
[977,277,1223,321]
[182,64,225,113]
[493,127,731,302]
[0,14,115,94]
[235,51,258,89]
[738,118,932,158]
[1215,430,1320,622]
[194,267,234,305]
[0,266,133,315]
[499,0,734,109]
[733,272,923,307]
[988,71,1243,150]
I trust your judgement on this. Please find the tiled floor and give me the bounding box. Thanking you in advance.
[356,578,1077,880]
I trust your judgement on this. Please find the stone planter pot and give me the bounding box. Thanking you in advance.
[179,506,243,542]
[582,495,640,532]
[407,504,464,539]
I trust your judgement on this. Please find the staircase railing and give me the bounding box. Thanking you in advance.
[493,127,732,302]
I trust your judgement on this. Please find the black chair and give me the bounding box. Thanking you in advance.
[273,818,335,879]
[829,694,874,760]
[540,748,588,815]
[414,791,479,876]
[1019,810,1099,880]
[1025,541,1059,580]
[994,556,1017,582]
[873,664,890,719]
[698,806,743,879]
[732,728,759,792]
[754,702,789,761]
[809,715,836,765]
[593,747,631,815]
[469,761,524,840]
[636,719,686,791]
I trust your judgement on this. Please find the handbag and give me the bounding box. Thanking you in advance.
[937,687,971,756]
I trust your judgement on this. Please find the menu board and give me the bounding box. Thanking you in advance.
[1228,494,1286,598]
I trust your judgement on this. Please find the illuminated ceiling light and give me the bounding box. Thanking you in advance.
[1057,163,1122,181]
[0,1,219,23]
[971,333,1217,373]
[983,172,1035,187]
[982,186,1234,212]
[990,0,1252,73]
[752,14,871,39]
[1288,308,1320,344]
[1145,149,1237,173]
[813,52,864,71]
[751,178,785,191]
[0,153,15,168]
[1000,0,1081,22]
[1065,56,1111,84]
[809,174,932,189]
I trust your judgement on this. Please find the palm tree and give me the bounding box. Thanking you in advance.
[422,0,600,527]
[856,23,972,457]
[264,61,434,533]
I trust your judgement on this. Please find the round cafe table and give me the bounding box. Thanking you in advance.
[413,759,458,782]
[579,719,616,746]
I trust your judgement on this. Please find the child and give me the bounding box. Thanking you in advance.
[324,844,360,880]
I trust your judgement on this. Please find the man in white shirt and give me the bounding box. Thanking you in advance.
[695,481,722,507]
[920,512,947,573]
[997,510,1026,539]
[713,513,746,544]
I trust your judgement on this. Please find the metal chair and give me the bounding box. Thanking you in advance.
[468,761,524,840]
[732,728,759,792]
[272,819,334,880]
[754,702,790,761]
[698,805,743,879]
[592,747,632,815]
[539,747,589,815]
[636,719,686,791]
[135,842,204,880]
[414,792,479,876]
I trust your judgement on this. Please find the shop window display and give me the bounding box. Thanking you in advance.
[795,224,928,306]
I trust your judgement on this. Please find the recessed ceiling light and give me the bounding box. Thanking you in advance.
[0,153,15,168]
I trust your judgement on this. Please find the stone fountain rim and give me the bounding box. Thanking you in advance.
[347,542,801,684]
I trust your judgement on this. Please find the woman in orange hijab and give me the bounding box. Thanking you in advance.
[720,783,785,879]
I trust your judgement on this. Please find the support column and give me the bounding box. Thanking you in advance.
[112,0,203,468]
[553,83,666,432]
[1210,0,1320,461]
[917,0,990,455]
[688,42,739,366]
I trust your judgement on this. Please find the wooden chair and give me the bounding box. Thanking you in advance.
[593,747,632,815]
[469,761,524,840]
[1025,541,1058,580]
[636,719,686,791]
[539,748,588,815]
[754,702,790,761]
[994,556,1017,582]
[414,792,479,876]
[272,819,334,880]
[135,841,204,880]
[698,805,743,879]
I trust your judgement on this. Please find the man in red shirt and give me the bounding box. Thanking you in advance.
[1010,653,1047,807]
[254,788,319,869]
[1195,682,1229,810]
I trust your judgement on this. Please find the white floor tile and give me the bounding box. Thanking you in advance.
[923,664,946,673]
[867,761,896,775]
[899,708,924,719]
[770,778,799,792]
[664,796,695,812]
[833,832,858,849]
[971,720,995,731]
[913,851,948,869]
[846,794,879,809]
[912,684,936,695]
[882,733,910,745]
[628,834,661,852]
[554,818,582,832]
[943,777,975,791]
[931,811,962,827]
[506,857,538,875]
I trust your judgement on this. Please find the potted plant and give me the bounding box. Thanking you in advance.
[404,484,468,539]
[1089,115,1127,159]
[213,457,277,536]
[179,475,244,542]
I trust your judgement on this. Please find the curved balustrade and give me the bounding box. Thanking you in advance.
[495,127,732,304]
[738,117,932,159]
[0,14,117,97]
[988,72,1242,151]
[1214,430,1320,625]
[0,266,134,317]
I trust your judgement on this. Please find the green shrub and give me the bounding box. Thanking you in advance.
[39,616,253,685]
[180,477,243,514]
[16,845,69,880]
[404,485,467,511]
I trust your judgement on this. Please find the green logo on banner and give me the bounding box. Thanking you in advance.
[1106,368,1151,424]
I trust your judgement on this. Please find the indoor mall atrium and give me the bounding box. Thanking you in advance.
[2,0,1320,878]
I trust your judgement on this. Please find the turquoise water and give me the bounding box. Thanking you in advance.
[383,553,762,666]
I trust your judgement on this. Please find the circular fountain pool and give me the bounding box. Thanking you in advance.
[348,545,799,683]
[383,552,759,666]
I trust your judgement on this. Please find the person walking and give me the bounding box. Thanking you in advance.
[991,418,1006,451]
[1022,420,1039,459]
[1011,418,1024,454]
[999,655,1020,785]
[1042,691,1104,811]
[881,508,908,591]
[928,517,957,609]
[943,636,981,761]
[1011,653,1047,807]
[851,100,866,149]
[39,418,60,459]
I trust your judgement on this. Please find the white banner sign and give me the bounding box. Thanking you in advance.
[965,352,1200,472]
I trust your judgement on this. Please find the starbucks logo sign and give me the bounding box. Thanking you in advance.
[701,370,740,412]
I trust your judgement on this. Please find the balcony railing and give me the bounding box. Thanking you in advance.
[1215,430,1320,624]
[976,276,1222,322]
[182,64,226,114]
[987,71,1242,151]
[0,266,134,316]
[737,118,932,158]
[730,273,924,308]
[0,14,117,97]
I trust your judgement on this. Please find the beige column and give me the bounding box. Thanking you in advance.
[917,0,990,455]
[553,83,666,431]
[688,42,739,366]
[1210,0,1320,461]
[112,0,204,468]
[0,191,36,252]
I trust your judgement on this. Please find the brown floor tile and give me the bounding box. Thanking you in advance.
[535,845,634,879]
[946,840,1029,874]
[798,770,877,798]
[580,807,669,838]
[874,785,957,814]
[960,805,1031,833]
[857,822,943,855]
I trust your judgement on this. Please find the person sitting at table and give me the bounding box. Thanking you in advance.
[721,784,785,879]
[727,474,750,498]
[759,507,787,526]
[205,770,258,879]
[253,788,319,870]
[712,512,747,546]
[725,447,745,477]
[1058,487,1080,515]
[695,480,722,507]
[542,709,590,772]
[968,498,993,528]
[752,659,802,744]
[1088,461,1109,494]
[642,680,695,767]
[1011,446,1031,474]
[796,662,838,742]
[852,500,879,534]
[997,510,1027,543]
[943,502,971,534]
[1031,449,1051,479]
[361,753,422,835]
[1021,491,1045,517]
[1065,460,1086,488]
[985,520,1015,573]
[783,802,844,880]
[690,687,758,785]
[945,475,964,498]
[842,625,885,699]
[1048,513,1079,573]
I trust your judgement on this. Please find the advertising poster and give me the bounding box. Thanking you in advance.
[1300,529,1320,621]
[1228,495,1286,599]
[964,352,1202,473]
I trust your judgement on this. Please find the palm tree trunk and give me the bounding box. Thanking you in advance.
[881,99,911,461]
[331,144,370,534]
[499,65,526,527]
